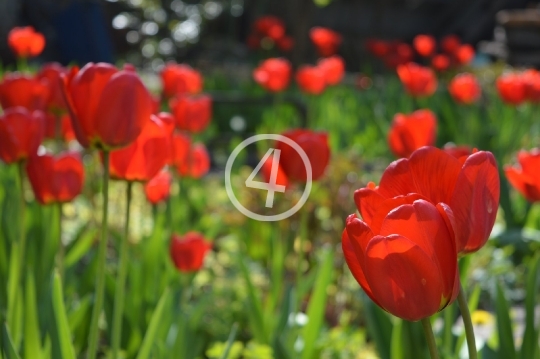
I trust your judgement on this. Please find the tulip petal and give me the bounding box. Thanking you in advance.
[353,187,385,225]
[370,193,426,234]
[364,234,443,321]
[505,167,540,202]
[450,151,500,253]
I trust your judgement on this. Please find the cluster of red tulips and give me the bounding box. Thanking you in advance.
[247,15,294,52]
[496,69,540,105]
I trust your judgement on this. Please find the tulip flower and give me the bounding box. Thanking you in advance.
[37,63,68,113]
[431,54,450,72]
[260,154,289,189]
[253,58,292,92]
[253,16,286,41]
[62,62,154,149]
[496,73,526,106]
[276,36,294,52]
[397,62,437,97]
[296,65,326,95]
[383,43,414,69]
[388,109,437,158]
[366,39,391,58]
[170,94,212,133]
[109,114,172,181]
[275,129,330,182]
[318,56,345,85]
[309,27,342,57]
[172,133,210,179]
[342,199,458,321]
[44,113,76,141]
[26,151,84,205]
[8,26,45,58]
[413,34,436,57]
[170,232,212,272]
[144,170,172,204]
[448,73,482,104]
[0,73,49,111]
[441,34,461,55]
[505,149,540,202]
[523,69,540,102]
[355,146,499,254]
[455,44,475,66]
[161,63,203,99]
[0,107,45,164]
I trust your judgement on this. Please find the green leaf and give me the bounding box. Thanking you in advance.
[24,272,42,359]
[301,249,334,359]
[1,322,21,359]
[51,272,76,359]
[136,288,170,359]
[220,323,239,359]
[64,227,98,268]
[520,255,540,359]
[495,282,516,359]
[6,243,20,344]
[239,257,269,344]
[364,298,392,359]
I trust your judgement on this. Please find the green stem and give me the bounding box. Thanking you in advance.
[87,151,111,359]
[295,207,309,312]
[111,181,133,358]
[457,284,478,359]
[421,317,440,359]
[17,162,27,273]
[56,203,65,279]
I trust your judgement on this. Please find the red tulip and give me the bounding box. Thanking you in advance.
[172,134,210,179]
[318,56,345,85]
[523,69,540,103]
[366,39,391,58]
[505,149,540,202]
[431,54,450,72]
[44,113,75,142]
[253,16,286,41]
[109,114,172,181]
[0,73,49,111]
[161,63,203,99]
[144,170,172,205]
[253,58,292,93]
[169,232,212,272]
[413,34,436,57]
[388,109,437,158]
[260,154,289,189]
[496,73,526,106]
[383,43,414,69]
[37,63,68,113]
[441,35,461,55]
[355,146,499,254]
[0,107,45,164]
[26,151,84,205]
[275,129,330,182]
[170,94,212,133]
[62,62,154,149]
[343,199,458,321]
[455,44,475,66]
[448,73,481,104]
[309,27,342,57]
[397,62,437,97]
[276,36,294,52]
[296,65,326,95]
[8,26,45,58]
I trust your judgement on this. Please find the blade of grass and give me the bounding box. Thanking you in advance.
[520,255,540,359]
[24,271,42,359]
[239,256,269,344]
[1,323,21,359]
[136,288,170,359]
[51,271,76,359]
[495,282,516,359]
[219,323,239,359]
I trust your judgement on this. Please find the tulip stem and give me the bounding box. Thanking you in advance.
[295,207,309,312]
[56,203,65,279]
[458,284,478,359]
[421,317,440,359]
[87,151,111,359]
[111,181,133,358]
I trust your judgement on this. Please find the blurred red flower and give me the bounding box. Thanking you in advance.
[505,149,540,202]
[318,56,345,85]
[144,170,172,205]
[26,151,84,205]
[276,35,294,52]
[62,62,154,150]
[8,26,45,58]
[170,232,212,272]
[253,58,292,92]
[388,109,437,158]
[455,44,475,66]
[448,73,481,104]
[276,129,330,182]
[523,69,540,103]
[170,94,212,133]
[37,63,68,113]
[0,107,45,164]
[366,39,391,58]
[161,63,203,99]
[342,198,458,321]
[413,34,436,57]
[253,16,286,41]
[172,134,210,179]
[355,146,499,254]
[260,154,289,189]
[440,34,461,55]
[397,62,437,97]
[44,113,75,142]
[309,27,342,57]
[431,54,450,72]
[496,73,526,106]
[296,65,326,95]
[109,114,172,181]
[0,73,49,111]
